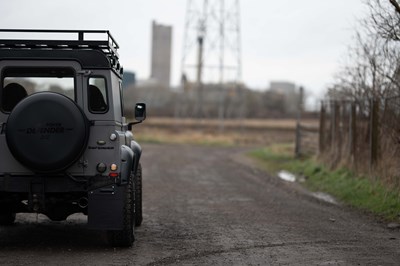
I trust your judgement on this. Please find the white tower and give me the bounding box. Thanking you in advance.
[151,21,173,88]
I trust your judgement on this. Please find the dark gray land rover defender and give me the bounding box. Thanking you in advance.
[0,29,146,247]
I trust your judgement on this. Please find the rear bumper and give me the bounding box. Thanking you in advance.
[0,174,116,193]
[0,174,126,230]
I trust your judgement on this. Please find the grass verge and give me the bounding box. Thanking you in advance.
[249,144,400,222]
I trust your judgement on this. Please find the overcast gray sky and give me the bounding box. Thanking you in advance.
[0,0,368,100]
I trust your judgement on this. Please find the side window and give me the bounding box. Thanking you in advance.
[88,77,108,113]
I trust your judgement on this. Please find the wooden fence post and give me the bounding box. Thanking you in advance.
[331,101,336,151]
[295,86,304,158]
[295,122,301,158]
[337,103,342,159]
[370,98,379,170]
[349,102,357,165]
[331,101,340,159]
[319,102,326,154]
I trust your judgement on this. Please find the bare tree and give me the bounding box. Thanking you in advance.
[330,0,400,103]
[368,0,400,41]
[331,33,392,101]
[389,0,400,14]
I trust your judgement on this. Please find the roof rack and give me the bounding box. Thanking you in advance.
[0,29,121,70]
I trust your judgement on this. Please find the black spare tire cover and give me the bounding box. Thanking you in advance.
[6,92,90,173]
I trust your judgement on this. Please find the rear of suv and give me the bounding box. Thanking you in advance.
[0,29,146,247]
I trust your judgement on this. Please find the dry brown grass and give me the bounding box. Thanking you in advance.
[132,117,311,146]
[143,117,318,131]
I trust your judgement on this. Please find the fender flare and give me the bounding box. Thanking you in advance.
[120,145,133,185]
[130,140,142,176]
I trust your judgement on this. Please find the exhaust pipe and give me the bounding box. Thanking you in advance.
[78,197,88,208]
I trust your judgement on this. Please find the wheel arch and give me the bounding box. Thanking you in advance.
[130,140,142,176]
[120,145,133,185]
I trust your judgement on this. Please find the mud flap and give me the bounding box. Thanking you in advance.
[87,184,125,230]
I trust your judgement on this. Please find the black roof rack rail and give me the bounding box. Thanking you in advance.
[0,29,122,72]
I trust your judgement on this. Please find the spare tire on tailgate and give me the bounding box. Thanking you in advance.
[6,92,90,173]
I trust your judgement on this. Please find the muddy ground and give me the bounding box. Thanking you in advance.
[0,143,399,265]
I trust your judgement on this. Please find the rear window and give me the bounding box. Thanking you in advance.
[1,67,75,112]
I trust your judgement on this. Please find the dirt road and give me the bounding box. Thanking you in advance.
[0,143,399,265]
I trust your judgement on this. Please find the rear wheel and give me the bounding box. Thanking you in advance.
[135,163,143,227]
[0,213,16,226]
[107,174,135,247]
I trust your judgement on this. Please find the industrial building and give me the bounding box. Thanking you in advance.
[150,20,172,88]
[269,81,301,115]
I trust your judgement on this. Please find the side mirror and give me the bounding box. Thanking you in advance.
[128,103,146,130]
[135,103,146,122]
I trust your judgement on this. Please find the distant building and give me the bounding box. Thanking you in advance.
[122,71,136,89]
[269,81,296,94]
[150,20,172,88]
[269,81,300,115]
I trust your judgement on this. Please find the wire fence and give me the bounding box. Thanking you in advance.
[318,97,400,189]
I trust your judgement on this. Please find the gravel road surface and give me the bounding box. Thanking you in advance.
[0,143,399,265]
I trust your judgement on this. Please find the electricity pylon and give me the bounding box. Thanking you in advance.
[181,0,242,119]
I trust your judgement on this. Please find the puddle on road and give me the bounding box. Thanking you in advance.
[277,170,296,182]
[311,192,338,205]
[277,170,339,205]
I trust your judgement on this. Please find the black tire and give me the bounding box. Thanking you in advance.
[0,213,16,226]
[135,163,143,227]
[107,175,135,247]
[6,92,90,173]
